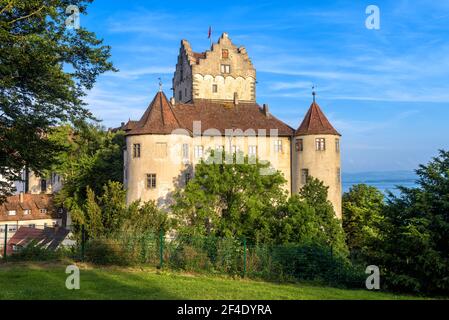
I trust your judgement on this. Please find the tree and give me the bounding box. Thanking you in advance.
[172,152,288,240]
[298,178,348,256]
[50,122,125,211]
[373,150,449,294]
[0,0,116,202]
[342,184,384,261]
[123,200,173,234]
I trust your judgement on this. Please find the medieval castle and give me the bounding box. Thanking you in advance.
[122,33,342,217]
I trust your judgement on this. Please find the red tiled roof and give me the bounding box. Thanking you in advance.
[0,194,60,222]
[295,102,340,136]
[128,92,182,135]
[6,226,69,255]
[126,92,294,137]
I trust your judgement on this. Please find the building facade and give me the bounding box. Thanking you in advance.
[123,33,342,218]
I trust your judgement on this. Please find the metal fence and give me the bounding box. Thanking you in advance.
[1,225,366,288]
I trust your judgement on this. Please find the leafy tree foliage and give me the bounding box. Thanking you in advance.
[50,122,125,211]
[173,152,288,240]
[373,150,449,294]
[342,184,384,261]
[123,200,173,234]
[0,0,115,202]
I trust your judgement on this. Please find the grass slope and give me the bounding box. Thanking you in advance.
[0,262,423,300]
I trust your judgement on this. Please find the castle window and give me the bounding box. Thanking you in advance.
[40,209,47,214]
[212,84,218,93]
[182,144,189,159]
[336,139,340,153]
[301,169,309,185]
[273,140,283,153]
[8,210,16,216]
[40,179,47,193]
[179,90,182,101]
[248,145,257,157]
[180,67,183,80]
[28,224,36,229]
[296,139,304,152]
[222,49,229,59]
[337,168,341,184]
[221,64,231,74]
[146,174,157,189]
[185,173,191,185]
[194,145,204,158]
[315,138,326,151]
[133,144,141,158]
[231,145,240,154]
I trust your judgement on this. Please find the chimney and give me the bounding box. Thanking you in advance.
[170,97,176,106]
[263,104,270,118]
[19,192,24,203]
[233,92,239,105]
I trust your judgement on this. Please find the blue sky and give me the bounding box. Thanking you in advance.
[80,0,449,172]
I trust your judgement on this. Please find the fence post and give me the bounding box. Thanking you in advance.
[243,237,247,278]
[3,224,7,261]
[159,230,164,269]
[81,225,85,262]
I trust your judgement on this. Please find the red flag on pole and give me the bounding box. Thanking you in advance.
[208,26,212,39]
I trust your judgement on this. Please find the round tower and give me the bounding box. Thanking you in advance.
[293,91,342,218]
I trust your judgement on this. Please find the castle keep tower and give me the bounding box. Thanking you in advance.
[172,32,256,103]
[293,93,342,218]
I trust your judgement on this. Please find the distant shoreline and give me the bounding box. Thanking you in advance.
[342,170,418,195]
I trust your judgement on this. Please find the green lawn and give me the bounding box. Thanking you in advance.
[0,262,424,300]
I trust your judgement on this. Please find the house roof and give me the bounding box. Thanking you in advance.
[6,226,70,255]
[0,194,60,222]
[295,102,341,136]
[126,91,294,137]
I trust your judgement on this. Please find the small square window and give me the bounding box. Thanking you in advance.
[23,209,30,215]
[248,145,257,156]
[40,209,47,214]
[274,140,283,153]
[194,146,204,158]
[301,169,309,185]
[220,64,231,74]
[146,174,157,189]
[315,138,326,151]
[337,168,341,184]
[185,173,191,185]
[296,139,304,152]
[8,210,16,216]
[182,144,189,159]
[222,49,229,59]
[133,144,141,158]
[212,84,218,93]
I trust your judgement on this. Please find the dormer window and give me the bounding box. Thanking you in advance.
[222,49,229,59]
[23,209,31,215]
[40,209,47,214]
[8,210,16,216]
[220,64,231,74]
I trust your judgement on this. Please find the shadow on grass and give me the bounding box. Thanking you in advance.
[0,264,181,300]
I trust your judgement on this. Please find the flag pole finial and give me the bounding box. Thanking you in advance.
[312,85,317,103]
[158,78,163,92]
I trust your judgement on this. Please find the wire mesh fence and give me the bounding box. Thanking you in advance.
[0,225,366,288]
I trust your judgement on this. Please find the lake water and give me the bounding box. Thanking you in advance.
[342,171,418,196]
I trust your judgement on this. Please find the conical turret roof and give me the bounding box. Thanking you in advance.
[295,102,340,136]
[128,91,182,135]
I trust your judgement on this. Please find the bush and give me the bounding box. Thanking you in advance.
[84,238,136,265]
[8,241,68,262]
